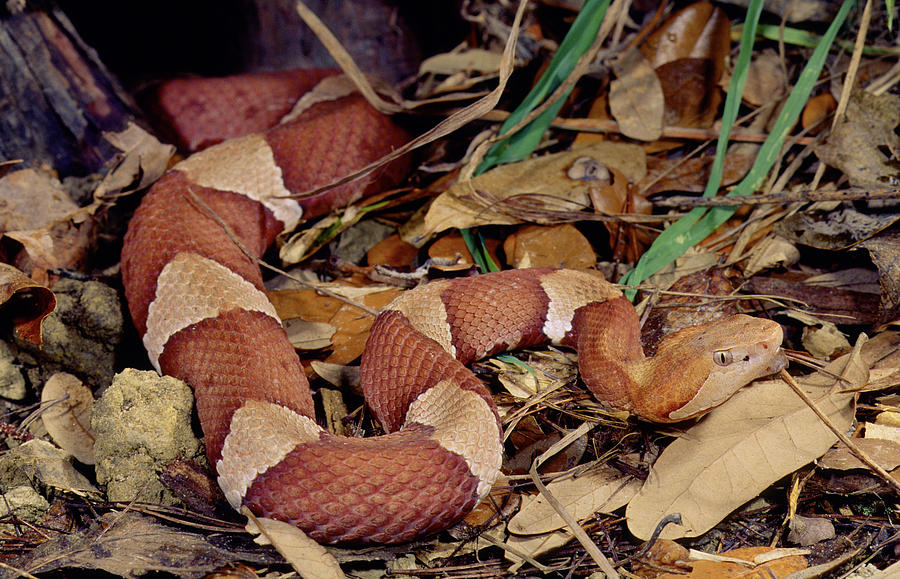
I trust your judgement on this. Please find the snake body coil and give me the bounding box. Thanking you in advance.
[122,77,786,544]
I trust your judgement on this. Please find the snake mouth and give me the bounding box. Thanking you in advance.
[758,320,787,375]
[765,347,789,375]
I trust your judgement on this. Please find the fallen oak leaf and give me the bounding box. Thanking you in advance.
[626,347,864,540]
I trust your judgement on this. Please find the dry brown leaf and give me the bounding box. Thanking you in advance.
[366,233,418,268]
[609,47,664,141]
[632,539,692,576]
[423,141,646,236]
[310,361,361,394]
[14,511,238,576]
[41,373,96,465]
[0,168,93,284]
[654,58,723,129]
[428,231,502,268]
[93,121,174,198]
[743,235,800,277]
[640,146,754,196]
[815,90,900,188]
[463,486,518,528]
[787,514,835,546]
[504,528,573,565]
[284,318,337,350]
[502,224,596,269]
[505,429,587,476]
[419,48,502,76]
[802,92,837,132]
[626,352,864,540]
[245,509,345,579]
[508,465,640,535]
[0,262,55,345]
[0,168,78,232]
[268,285,401,364]
[742,49,788,107]
[640,1,730,81]
[865,421,900,444]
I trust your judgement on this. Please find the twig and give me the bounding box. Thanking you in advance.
[289,0,529,200]
[478,111,820,146]
[184,189,378,316]
[653,187,900,208]
[779,368,900,495]
[527,422,621,578]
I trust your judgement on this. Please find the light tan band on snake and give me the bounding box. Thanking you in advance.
[217,400,324,508]
[175,134,303,229]
[144,252,281,371]
[404,380,502,499]
[540,269,623,343]
[385,279,456,357]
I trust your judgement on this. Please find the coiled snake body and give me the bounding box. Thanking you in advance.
[122,80,786,544]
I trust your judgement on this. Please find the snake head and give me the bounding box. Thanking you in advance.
[638,314,786,422]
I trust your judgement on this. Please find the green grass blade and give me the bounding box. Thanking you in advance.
[620,0,765,296]
[620,0,852,299]
[461,228,499,272]
[474,0,611,175]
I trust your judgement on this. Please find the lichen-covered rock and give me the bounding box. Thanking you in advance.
[0,439,97,495]
[0,485,50,531]
[0,341,26,400]
[92,369,202,506]
[15,278,123,387]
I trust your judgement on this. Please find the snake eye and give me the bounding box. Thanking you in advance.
[713,350,734,366]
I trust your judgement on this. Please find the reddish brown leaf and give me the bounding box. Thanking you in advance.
[0,263,55,345]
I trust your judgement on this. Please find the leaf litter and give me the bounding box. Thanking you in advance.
[4,0,900,577]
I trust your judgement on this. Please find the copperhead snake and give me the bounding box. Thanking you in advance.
[121,74,787,544]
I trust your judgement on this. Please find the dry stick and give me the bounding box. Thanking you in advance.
[294,1,401,114]
[477,532,555,574]
[478,111,820,145]
[185,189,378,316]
[809,0,872,190]
[290,0,528,200]
[0,561,40,579]
[653,187,900,208]
[779,368,900,495]
[527,422,621,578]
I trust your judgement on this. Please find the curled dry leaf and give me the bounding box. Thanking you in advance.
[244,509,345,579]
[419,48,502,76]
[41,373,96,465]
[626,351,864,540]
[0,262,55,345]
[0,168,92,284]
